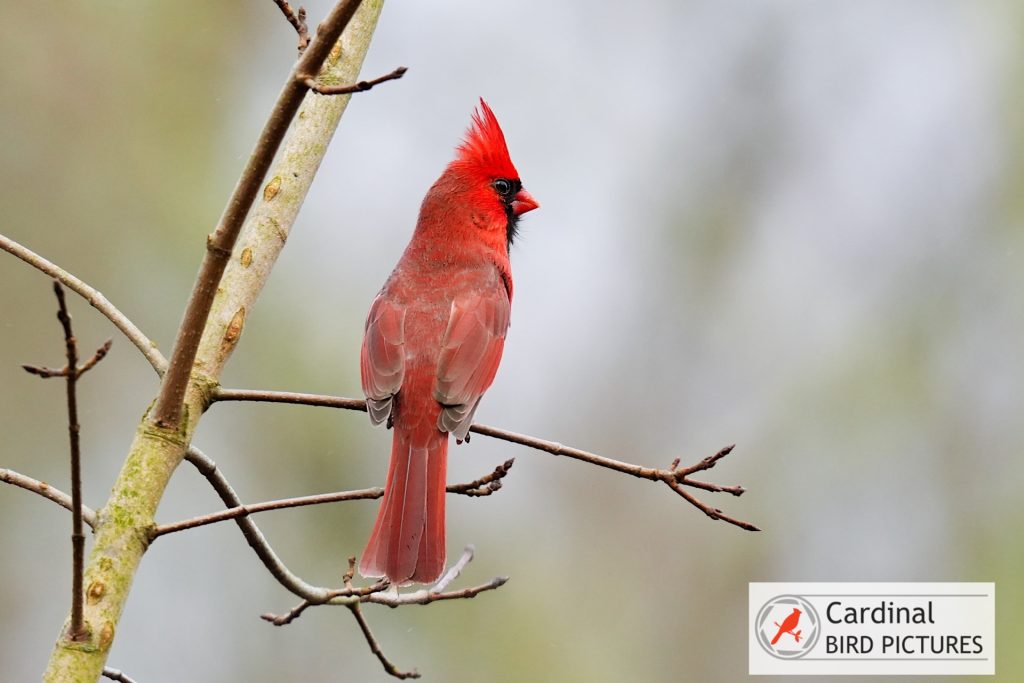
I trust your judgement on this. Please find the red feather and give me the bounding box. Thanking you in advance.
[358,101,538,585]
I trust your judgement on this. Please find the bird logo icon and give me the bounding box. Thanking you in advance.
[770,608,803,645]
[755,595,820,659]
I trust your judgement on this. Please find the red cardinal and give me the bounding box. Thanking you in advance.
[770,608,802,645]
[358,100,538,585]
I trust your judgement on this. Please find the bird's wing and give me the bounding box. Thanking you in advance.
[434,285,510,441]
[360,294,406,425]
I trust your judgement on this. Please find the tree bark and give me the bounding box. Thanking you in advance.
[41,2,386,680]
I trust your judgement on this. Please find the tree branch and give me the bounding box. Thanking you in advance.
[150,459,514,538]
[101,667,139,683]
[23,339,113,378]
[445,458,514,496]
[262,550,506,680]
[303,65,407,95]
[182,446,346,604]
[348,598,420,680]
[212,388,759,531]
[24,283,111,641]
[0,233,166,374]
[273,0,310,53]
[56,283,86,640]
[176,447,509,606]
[151,485,383,538]
[151,0,368,429]
[0,468,97,529]
[42,2,390,679]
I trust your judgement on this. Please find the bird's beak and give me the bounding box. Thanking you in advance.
[511,188,539,216]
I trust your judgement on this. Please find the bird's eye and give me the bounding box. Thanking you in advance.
[493,179,513,197]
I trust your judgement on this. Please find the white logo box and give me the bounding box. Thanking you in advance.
[749,582,995,676]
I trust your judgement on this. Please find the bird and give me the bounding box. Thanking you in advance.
[357,100,538,585]
[771,608,803,645]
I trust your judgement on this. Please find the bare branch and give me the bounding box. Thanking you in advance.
[42,2,390,678]
[0,233,166,374]
[77,339,113,375]
[302,66,407,95]
[262,546,505,616]
[182,446,344,603]
[349,599,420,680]
[212,388,759,531]
[214,388,364,410]
[22,339,113,378]
[56,282,86,640]
[102,667,139,683]
[273,0,310,53]
[20,282,98,641]
[152,460,514,538]
[151,0,368,429]
[0,468,97,528]
[445,459,514,497]
[151,485,383,538]
[261,549,504,679]
[261,560,390,626]
[21,363,67,378]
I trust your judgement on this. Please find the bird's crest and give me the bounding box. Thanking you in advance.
[455,99,519,179]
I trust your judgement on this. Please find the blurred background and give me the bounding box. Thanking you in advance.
[1,1,1021,681]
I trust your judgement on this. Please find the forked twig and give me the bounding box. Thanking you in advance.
[272,0,310,53]
[0,233,166,373]
[21,282,112,641]
[152,459,515,538]
[213,388,758,531]
[302,66,408,95]
[262,549,505,680]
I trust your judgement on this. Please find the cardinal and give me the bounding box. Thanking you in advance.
[358,100,538,585]
[770,608,803,645]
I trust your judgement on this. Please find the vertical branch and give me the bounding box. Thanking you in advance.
[22,282,112,641]
[150,0,365,429]
[41,2,389,680]
[52,282,88,642]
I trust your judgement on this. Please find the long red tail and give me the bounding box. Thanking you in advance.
[359,420,448,585]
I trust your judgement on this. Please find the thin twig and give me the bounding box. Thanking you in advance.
[152,486,383,538]
[263,546,505,617]
[58,283,86,640]
[102,667,140,683]
[349,600,419,679]
[18,283,109,640]
[273,0,310,53]
[262,549,504,679]
[0,233,166,374]
[183,447,503,679]
[212,388,759,530]
[152,459,515,538]
[182,446,345,603]
[22,339,113,378]
[0,468,97,528]
[303,66,407,95]
[151,0,367,429]
[260,578,390,626]
[445,458,514,496]
[214,388,364,410]
[341,557,419,679]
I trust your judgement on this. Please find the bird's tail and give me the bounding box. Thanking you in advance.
[359,421,448,585]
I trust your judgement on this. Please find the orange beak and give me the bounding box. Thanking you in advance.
[511,188,539,216]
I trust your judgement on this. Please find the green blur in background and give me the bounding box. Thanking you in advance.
[1,1,1021,681]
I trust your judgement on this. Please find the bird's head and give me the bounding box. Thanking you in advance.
[443,99,538,249]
